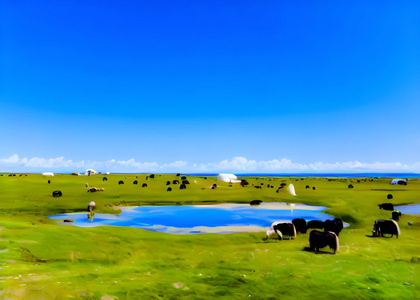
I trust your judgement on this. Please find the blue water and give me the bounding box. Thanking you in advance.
[48,203,334,234]
[394,204,420,215]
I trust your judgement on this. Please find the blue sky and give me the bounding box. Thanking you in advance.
[1,1,419,173]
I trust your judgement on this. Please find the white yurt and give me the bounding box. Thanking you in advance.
[42,172,54,177]
[390,179,407,185]
[288,184,296,196]
[217,173,241,183]
[84,169,98,176]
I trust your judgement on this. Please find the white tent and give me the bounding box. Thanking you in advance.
[42,172,54,177]
[84,169,98,176]
[391,179,407,185]
[217,173,241,183]
[288,184,296,196]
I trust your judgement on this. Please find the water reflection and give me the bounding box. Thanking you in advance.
[49,202,336,234]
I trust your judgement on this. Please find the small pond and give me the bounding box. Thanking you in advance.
[394,204,420,215]
[49,203,339,234]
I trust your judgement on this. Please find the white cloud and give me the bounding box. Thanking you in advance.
[0,154,419,173]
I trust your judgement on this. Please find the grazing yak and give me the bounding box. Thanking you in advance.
[307,220,324,229]
[254,185,262,189]
[181,176,187,180]
[176,173,180,177]
[240,180,249,187]
[378,203,394,211]
[150,174,155,179]
[182,180,190,185]
[133,180,138,185]
[305,185,310,189]
[292,218,307,234]
[48,180,51,184]
[180,184,186,190]
[87,201,96,212]
[52,191,62,197]
[312,187,316,190]
[103,177,108,181]
[392,211,402,221]
[142,183,147,187]
[118,180,124,185]
[250,200,263,206]
[87,187,104,192]
[372,219,400,238]
[166,181,171,185]
[173,180,180,184]
[323,218,343,236]
[280,183,287,187]
[167,187,172,192]
[348,184,354,188]
[263,221,297,240]
[309,230,339,254]
[387,194,393,200]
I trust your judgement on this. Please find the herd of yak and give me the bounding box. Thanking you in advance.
[45,174,403,255]
[255,199,402,255]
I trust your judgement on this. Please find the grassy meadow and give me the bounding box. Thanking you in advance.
[0,173,419,299]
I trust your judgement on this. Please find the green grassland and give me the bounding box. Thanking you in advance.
[0,173,419,299]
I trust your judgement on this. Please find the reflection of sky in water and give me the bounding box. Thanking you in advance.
[394,204,420,215]
[48,203,334,234]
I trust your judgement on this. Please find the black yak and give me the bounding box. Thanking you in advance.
[103,177,108,181]
[372,219,400,238]
[348,184,354,188]
[182,180,190,185]
[52,191,62,197]
[173,180,179,184]
[309,230,339,254]
[167,187,172,192]
[118,180,124,185]
[387,194,393,200]
[378,203,394,211]
[142,183,147,187]
[181,176,187,180]
[263,221,297,240]
[150,174,155,179]
[250,200,263,206]
[241,180,249,187]
[292,218,307,234]
[307,220,324,229]
[324,218,343,236]
[306,185,310,189]
[133,180,138,185]
[166,181,171,185]
[180,184,186,190]
[391,211,402,221]
[312,187,316,190]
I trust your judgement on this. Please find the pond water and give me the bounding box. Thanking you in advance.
[48,203,338,234]
[394,204,420,215]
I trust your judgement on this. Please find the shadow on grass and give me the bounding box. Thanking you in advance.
[302,247,336,255]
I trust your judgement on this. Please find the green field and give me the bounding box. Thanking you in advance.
[0,174,419,299]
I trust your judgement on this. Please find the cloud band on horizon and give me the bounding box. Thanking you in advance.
[1,154,419,173]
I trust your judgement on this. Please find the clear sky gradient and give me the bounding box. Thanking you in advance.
[1,1,419,173]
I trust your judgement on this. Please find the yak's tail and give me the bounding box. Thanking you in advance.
[390,220,401,236]
[275,229,283,240]
[328,231,339,253]
[292,224,297,238]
